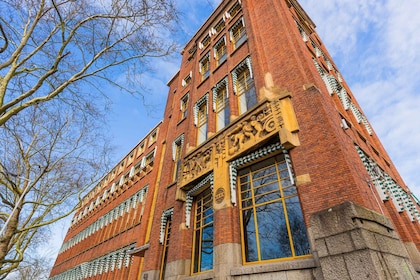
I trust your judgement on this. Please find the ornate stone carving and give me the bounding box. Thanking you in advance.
[181,146,213,186]
[214,138,226,167]
[227,103,278,157]
[178,96,299,192]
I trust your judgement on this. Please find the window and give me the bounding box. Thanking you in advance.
[137,141,145,156]
[233,58,257,114]
[194,94,209,145]
[159,209,173,280]
[238,155,311,263]
[214,37,227,66]
[199,53,210,81]
[180,93,189,120]
[160,218,171,280]
[214,19,225,34]
[118,160,125,173]
[230,18,246,49]
[200,34,211,50]
[144,149,155,167]
[228,1,242,18]
[128,152,134,163]
[196,100,208,145]
[213,78,230,131]
[182,72,192,87]
[192,188,214,273]
[149,129,158,144]
[172,135,184,181]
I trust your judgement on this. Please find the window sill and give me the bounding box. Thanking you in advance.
[212,58,227,74]
[230,38,247,57]
[230,257,316,276]
[197,75,210,89]
[177,117,187,126]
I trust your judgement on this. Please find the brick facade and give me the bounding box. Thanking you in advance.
[50,0,420,279]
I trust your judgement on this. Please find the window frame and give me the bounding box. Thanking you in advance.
[232,58,257,114]
[214,36,227,66]
[214,18,226,34]
[172,134,184,181]
[192,187,214,274]
[228,1,242,18]
[194,94,209,145]
[180,93,189,120]
[230,17,247,49]
[237,154,311,264]
[200,34,211,50]
[182,72,192,87]
[159,208,173,280]
[212,77,230,131]
[199,53,211,81]
[149,129,158,145]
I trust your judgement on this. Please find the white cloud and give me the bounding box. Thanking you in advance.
[46,0,420,270]
[107,0,420,197]
[300,0,420,196]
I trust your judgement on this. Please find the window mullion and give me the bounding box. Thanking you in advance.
[248,171,262,262]
[276,162,296,258]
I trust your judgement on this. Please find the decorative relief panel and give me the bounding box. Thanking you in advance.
[181,146,213,188]
[179,96,295,191]
[226,101,283,161]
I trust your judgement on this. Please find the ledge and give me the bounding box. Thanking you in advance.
[230,257,316,276]
[128,243,150,257]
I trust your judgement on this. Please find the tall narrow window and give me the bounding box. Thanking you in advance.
[199,53,210,81]
[137,141,145,156]
[194,95,208,145]
[228,1,242,18]
[192,188,214,273]
[172,135,184,181]
[213,78,230,131]
[197,102,207,145]
[144,149,155,167]
[180,93,189,120]
[200,34,211,49]
[233,58,257,114]
[149,129,158,144]
[159,218,172,280]
[214,37,227,66]
[214,19,225,34]
[230,18,246,49]
[238,155,311,263]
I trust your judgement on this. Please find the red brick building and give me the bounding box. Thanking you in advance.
[50,0,420,279]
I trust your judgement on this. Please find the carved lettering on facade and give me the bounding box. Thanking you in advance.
[179,98,294,190]
[182,147,213,185]
[270,98,284,127]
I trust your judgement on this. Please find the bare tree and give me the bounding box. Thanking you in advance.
[0,0,178,126]
[0,101,110,278]
[0,0,178,277]
[8,252,52,280]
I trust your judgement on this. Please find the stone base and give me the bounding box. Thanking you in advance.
[310,201,419,279]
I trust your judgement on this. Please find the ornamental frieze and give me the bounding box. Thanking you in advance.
[179,96,296,191]
[181,146,213,187]
[226,102,281,158]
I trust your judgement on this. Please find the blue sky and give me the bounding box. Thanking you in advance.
[47,0,420,266]
[109,0,420,197]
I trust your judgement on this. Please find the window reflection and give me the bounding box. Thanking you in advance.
[239,154,311,263]
[193,188,214,273]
